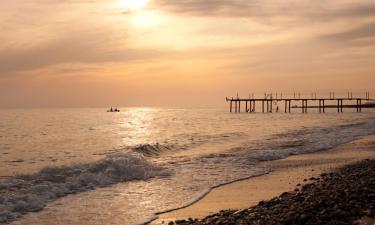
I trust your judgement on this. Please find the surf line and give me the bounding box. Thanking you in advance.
[143,170,271,225]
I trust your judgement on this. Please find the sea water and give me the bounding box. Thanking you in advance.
[0,108,374,224]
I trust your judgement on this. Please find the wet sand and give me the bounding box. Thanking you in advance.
[152,135,375,224]
[168,158,375,224]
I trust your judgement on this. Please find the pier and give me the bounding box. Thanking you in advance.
[226,92,375,113]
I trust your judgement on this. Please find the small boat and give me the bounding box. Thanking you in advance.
[107,108,120,112]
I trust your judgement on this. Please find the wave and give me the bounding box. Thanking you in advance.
[144,120,375,225]
[234,119,375,163]
[130,132,245,157]
[2,116,374,225]
[142,170,270,225]
[132,144,173,157]
[0,153,169,224]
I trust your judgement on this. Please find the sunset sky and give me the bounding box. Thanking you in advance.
[0,0,374,107]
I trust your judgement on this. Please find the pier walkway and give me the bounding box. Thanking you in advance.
[226,92,375,113]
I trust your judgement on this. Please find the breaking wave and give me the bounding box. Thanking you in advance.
[132,144,173,157]
[129,132,245,157]
[0,154,168,224]
[232,119,375,163]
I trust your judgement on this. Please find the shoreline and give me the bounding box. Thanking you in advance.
[168,158,375,225]
[154,171,271,215]
[151,135,375,224]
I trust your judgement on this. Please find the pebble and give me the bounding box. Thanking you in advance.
[169,159,375,225]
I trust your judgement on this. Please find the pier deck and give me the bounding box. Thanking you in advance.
[226,92,375,113]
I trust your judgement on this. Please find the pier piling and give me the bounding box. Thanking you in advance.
[226,92,374,113]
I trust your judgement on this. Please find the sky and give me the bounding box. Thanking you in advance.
[0,0,374,108]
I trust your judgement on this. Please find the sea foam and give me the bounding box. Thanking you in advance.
[235,120,375,163]
[0,153,168,224]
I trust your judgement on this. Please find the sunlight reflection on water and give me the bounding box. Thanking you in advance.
[1,108,374,225]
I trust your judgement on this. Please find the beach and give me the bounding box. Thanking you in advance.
[153,135,375,225]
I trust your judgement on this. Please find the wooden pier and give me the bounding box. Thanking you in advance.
[226,92,375,113]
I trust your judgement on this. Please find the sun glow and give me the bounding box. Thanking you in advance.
[118,0,149,10]
[131,11,166,27]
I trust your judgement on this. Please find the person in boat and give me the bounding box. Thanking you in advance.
[107,107,120,112]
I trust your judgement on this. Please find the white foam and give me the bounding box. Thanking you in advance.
[0,153,168,224]
[145,120,375,225]
[236,120,375,164]
[147,170,270,225]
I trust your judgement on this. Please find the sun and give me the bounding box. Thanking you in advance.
[118,0,149,10]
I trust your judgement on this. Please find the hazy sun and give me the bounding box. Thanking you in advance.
[119,0,149,10]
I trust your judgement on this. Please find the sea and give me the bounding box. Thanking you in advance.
[0,107,374,224]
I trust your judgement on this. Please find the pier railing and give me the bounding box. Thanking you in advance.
[226,92,375,113]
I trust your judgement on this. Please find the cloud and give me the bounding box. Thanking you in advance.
[323,23,375,42]
[0,30,164,75]
[153,0,375,21]
[1,0,375,77]
[335,3,375,18]
[152,0,261,17]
